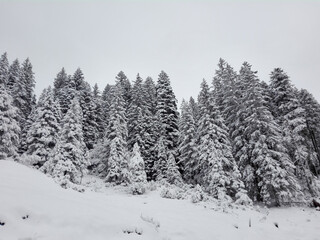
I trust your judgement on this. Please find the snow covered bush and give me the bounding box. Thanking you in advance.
[129,182,147,195]
[190,185,206,203]
[160,184,185,200]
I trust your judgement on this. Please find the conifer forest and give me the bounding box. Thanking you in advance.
[1,51,320,207]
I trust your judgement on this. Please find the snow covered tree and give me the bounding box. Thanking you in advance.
[0,52,9,87]
[153,136,168,181]
[53,68,70,113]
[115,71,132,114]
[188,96,200,124]
[0,84,20,159]
[24,87,61,167]
[43,97,88,187]
[127,74,146,150]
[103,84,129,184]
[128,143,147,183]
[143,76,157,115]
[299,89,320,174]
[20,58,36,121]
[212,59,239,131]
[166,153,183,185]
[92,83,105,140]
[195,79,248,200]
[178,100,197,183]
[269,68,318,196]
[156,71,179,153]
[232,63,302,205]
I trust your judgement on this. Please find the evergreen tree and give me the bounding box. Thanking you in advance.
[53,68,69,113]
[25,87,61,167]
[188,96,200,124]
[128,143,147,184]
[0,52,9,87]
[42,97,88,187]
[20,58,36,120]
[92,83,105,140]
[196,80,247,200]
[104,84,129,184]
[153,136,168,181]
[115,71,132,114]
[156,71,179,152]
[299,89,320,174]
[0,84,20,159]
[166,153,183,185]
[232,63,302,205]
[178,100,197,183]
[269,68,318,196]
[127,74,146,150]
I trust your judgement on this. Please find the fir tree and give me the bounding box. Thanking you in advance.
[270,68,318,196]
[128,143,147,184]
[25,87,61,167]
[233,63,302,204]
[178,100,197,183]
[156,71,179,153]
[104,85,129,184]
[0,84,20,159]
[0,52,9,87]
[166,153,183,185]
[43,97,88,187]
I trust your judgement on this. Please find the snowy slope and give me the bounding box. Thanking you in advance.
[0,161,319,240]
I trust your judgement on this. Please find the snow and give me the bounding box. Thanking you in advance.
[0,160,319,240]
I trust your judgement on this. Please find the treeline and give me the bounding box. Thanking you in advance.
[0,52,319,205]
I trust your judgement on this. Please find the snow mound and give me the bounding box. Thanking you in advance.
[0,161,319,240]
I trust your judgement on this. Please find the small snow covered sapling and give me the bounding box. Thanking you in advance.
[128,143,147,194]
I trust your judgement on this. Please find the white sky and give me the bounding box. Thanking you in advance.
[0,1,319,104]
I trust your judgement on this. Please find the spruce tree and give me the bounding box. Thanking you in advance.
[299,89,320,174]
[43,97,88,187]
[25,87,61,167]
[128,143,147,184]
[156,71,179,152]
[104,84,129,184]
[232,63,302,204]
[0,52,9,87]
[269,68,318,196]
[178,100,197,183]
[20,58,36,121]
[0,83,20,160]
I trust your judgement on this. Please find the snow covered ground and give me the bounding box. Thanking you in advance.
[0,161,319,240]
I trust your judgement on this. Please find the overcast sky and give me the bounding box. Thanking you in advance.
[0,1,319,104]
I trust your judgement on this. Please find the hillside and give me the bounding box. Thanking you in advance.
[0,160,319,240]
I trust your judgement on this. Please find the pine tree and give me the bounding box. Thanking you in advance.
[299,89,320,175]
[0,83,20,160]
[115,71,132,114]
[20,58,36,121]
[92,83,105,140]
[128,143,147,183]
[166,153,183,185]
[232,63,302,205]
[156,71,179,152]
[127,74,146,150]
[25,87,61,167]
[0,52,9,87]
[53,68,69,113]
[153,136,168,181]
[178,100,197,183]
[72,68,98,149]
[269,68,318,196]
[43,97,88,187]
[104,85,129,184]
[188,96,199,124]
[196,79,247,200]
